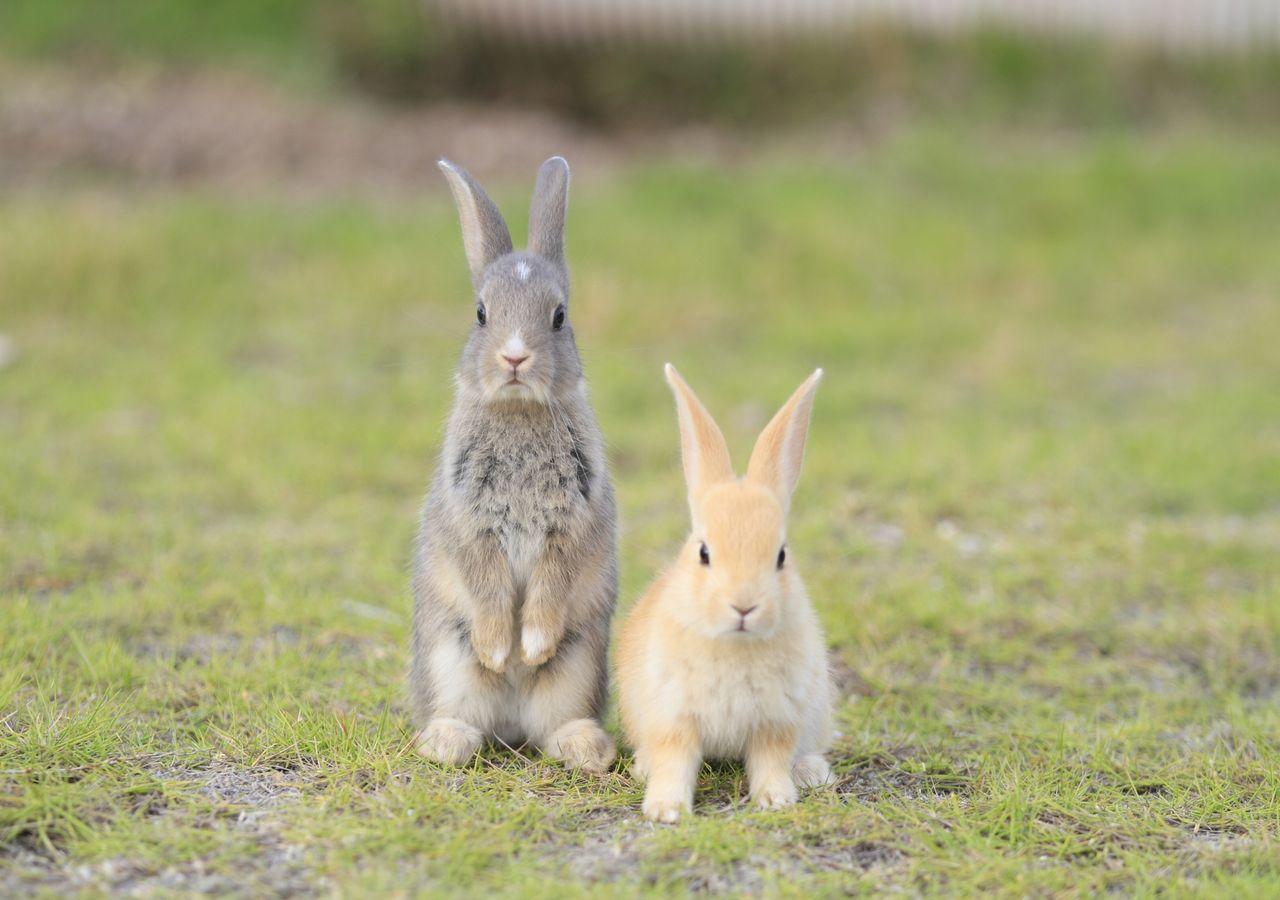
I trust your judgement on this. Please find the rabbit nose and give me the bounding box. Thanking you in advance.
[502,354,529,370]
[732,604,757,617]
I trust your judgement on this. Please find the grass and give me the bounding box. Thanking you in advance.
[2,128,1279,895]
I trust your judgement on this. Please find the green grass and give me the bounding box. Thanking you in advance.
[2,128,1279,895]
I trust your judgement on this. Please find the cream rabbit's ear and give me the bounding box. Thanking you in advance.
[665,364,734,514]
[746,370,823,512]
[438,159,513,283]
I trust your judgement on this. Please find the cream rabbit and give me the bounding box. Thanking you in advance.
[616,365,834,822]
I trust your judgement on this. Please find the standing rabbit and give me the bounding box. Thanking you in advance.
[617,365,834,821]
[410,157,617,773]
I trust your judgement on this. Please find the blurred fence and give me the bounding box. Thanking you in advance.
[433,0,1280,50]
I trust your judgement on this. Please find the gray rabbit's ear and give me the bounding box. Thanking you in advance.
[528,156,570,273]
[438,159,513,282]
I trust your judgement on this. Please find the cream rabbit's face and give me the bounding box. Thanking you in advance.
[677,481,789,639]
[663,364,822,641]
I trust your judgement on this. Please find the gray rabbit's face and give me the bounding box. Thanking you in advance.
[461,253,580,405]
[438,157,581,406]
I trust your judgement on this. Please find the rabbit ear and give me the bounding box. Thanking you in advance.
[665,364,734,510]
[746,370,823,511]
[438,159,513,282]
[528,156,570,273]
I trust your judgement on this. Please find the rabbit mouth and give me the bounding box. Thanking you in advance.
[502,377,537,396]
[489,378,543,404]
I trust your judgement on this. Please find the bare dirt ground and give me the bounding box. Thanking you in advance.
[2,759,315,896]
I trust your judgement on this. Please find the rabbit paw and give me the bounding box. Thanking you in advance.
[546,718,616,773]
[793,754,833,790]
[642,793,689,824]
[416,718,483,766]
[753,781,798,810]
[520,625,558,667]
[470,628,511,673]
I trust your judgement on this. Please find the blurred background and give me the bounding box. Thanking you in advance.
[3,0,1279,189]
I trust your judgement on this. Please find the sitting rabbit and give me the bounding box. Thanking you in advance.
[617,365,834,820]
[410,157,616,773]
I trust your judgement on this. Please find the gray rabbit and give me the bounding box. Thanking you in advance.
[410,157,617,772]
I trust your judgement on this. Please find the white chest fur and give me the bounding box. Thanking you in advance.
[647,639,808,759]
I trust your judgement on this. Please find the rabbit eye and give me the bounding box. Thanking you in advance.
[552,304,566,331]
[699,542,710,566]
[777,546,786,569]
[476,304,487,326]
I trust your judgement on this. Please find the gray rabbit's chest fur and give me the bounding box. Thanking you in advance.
[451,408,589,539]
[447,404,594,583]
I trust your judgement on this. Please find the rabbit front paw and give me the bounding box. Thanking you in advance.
[520,624,559,667]
[642,792,690,824]
[753,780,798,810]
[470,620,511,673]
